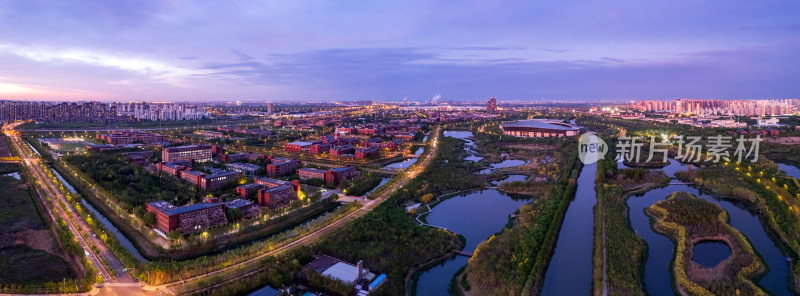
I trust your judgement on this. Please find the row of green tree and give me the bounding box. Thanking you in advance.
[466,141,580,295]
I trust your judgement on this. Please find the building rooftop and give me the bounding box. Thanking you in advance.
[238,183,262,189]
[298,167,326,174]
[164,202,223,216]
[203,171,242,179]
[165,144,211,151]
[501,119,580,131]
[224,198,254,210]
[247,285,281,296]
[287,141,313,146]
[227,163,260,170]
[146,200,176,212]
[262,184,294,193]
[256,177,288,185]
[322,262,360,284]
[182,170,206,177]
[369,274,387,290]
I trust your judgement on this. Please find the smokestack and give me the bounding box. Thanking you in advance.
[357,260,363,285]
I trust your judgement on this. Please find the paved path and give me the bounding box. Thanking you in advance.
[3,124,151,295]
[160,127,441,294]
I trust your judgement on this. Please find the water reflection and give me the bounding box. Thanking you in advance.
[414,189,531,295]
[626,159,792,295]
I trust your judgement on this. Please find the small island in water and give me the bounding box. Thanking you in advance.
[646,191,765,296]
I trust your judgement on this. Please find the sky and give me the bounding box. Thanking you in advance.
[0,0,799,102]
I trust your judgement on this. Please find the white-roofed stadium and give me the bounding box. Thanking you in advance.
[500,119,581,138]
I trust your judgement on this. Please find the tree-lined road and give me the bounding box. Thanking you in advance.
[3,121,440,295]
[3,122,156,296]
[160,127,441,294]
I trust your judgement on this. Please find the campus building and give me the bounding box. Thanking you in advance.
[162,144,213,162]
[285,141,313,153]
[145,200,228,234]
[157,161,192,177]
[122,151,153,165]
[226,163,260,176]
[302,255,386,292]
[255,177,291,188]
[326,166,361,185]
[297,166,361,185]
[355,146,379,159]
[200,171,243,190]
[266,157,302,176]
[236,183,262,198]
[177,170,242,190]
[257,184,298,208]
[297,167,327,181]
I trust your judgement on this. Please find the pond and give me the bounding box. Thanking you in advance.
[778,162,800,180]
[477,159,528,174]
[489,174,527,186]
[443,131,483,162]
[3,172,21,180]
[626,159,792,295]
[692,241,731,268]
[364,177,390,197]
[382,158,418,170]
[413,189,531,295]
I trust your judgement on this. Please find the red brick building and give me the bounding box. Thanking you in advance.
[330,146,355,157]
[355,147,378,159]
[325,166,361,185]
[285,141,313,153]
[211,145,224,156]
[297,166,361,185]
[257,184,298,208]
[310,143,330,154]
[236,183,262,198]
[266,157,302,176]
[162,144,212,162]
[145,200,228,234]
[199,171,242,190]
[221,153,247,162]
[157,161,192,177]
[297,167,326,181]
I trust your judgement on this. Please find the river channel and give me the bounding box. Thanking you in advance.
[50,166,149,262]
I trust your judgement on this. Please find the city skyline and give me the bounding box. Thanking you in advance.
[1,1,800,101]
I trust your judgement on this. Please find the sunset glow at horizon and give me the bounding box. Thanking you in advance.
[1,0,799,101]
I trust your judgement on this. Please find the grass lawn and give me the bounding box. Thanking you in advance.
[0,245,74,284]
[0,176,45,233]
[0,175,75,284]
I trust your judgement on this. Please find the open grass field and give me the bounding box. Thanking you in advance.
[0,175,45,234]
[0,174,75,284]
[0,136,12,157]
[0,245,75,284]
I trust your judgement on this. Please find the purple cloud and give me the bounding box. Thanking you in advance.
[0,1,798,101]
